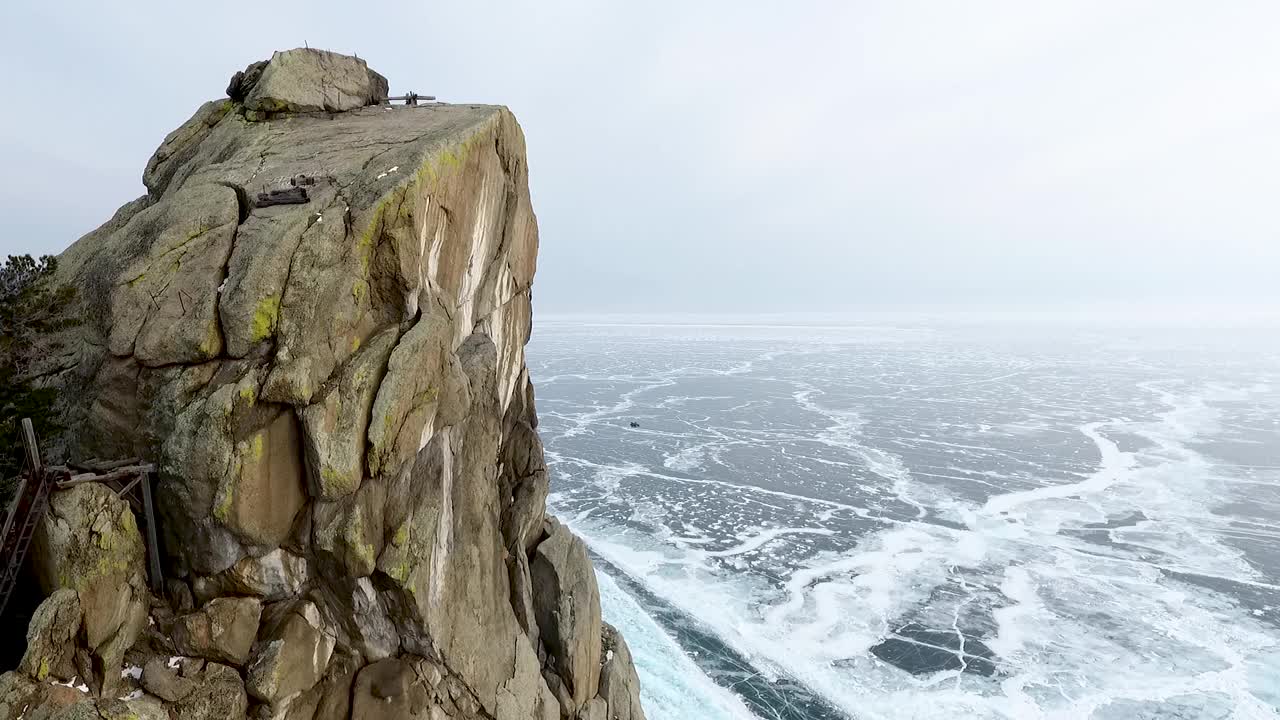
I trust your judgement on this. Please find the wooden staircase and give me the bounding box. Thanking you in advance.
[0,419,53,617]
[1,418,166,618]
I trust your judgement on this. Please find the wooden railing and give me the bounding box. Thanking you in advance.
[0,419,162,617]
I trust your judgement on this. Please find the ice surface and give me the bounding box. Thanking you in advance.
[530,318,1280,719]
[597,569,760,720]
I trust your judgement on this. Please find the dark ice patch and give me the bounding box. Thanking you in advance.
[1161,568,1280,630]
[1083,511,1148,530]
[1061,511,1149,547]
[870,622,999,676]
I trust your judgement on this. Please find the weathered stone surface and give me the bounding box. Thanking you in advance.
[500,417,548,554]
[39,700,98,720]
[171,596,262,665]
[349,577,398,661]
[245,601,334,704]
[578,698,607,720]
[166,578,196,612]
[371,334,540,717]
[225,60,266,103]
[597,624,646,720]
[192,548,309,603]
[32,484,148,694]
[348,656,495,720]
[351,658,410,720]
[312,487,383,579]
[157,368,264,576]
[18,589,80,682]
[0,671,43,720]
[174,663,248,720]
[142,657,195,702]
[242,48,388,114]
[213,408,308,549]
[33,485,145,649]
[96,600,148,698]
[179,657,206,678]
[508,548,540,651]
[106,183,237,366]
[254,682,322,720]
[98,694,170,720]
[365,309,470,480]
[144,100,233,195]
[312,653,357,720]
[532,522,603,709]
[542,670,572,719]
[493,635,552,720]
[300,327,398,499]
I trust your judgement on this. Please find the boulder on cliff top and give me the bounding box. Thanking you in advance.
[231,48,389,114]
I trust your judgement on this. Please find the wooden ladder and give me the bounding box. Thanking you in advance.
[0,419,52,617]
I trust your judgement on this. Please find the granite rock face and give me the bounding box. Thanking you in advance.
[5,48,645,720]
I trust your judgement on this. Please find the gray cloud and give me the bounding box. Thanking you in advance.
[3,1,1278,312]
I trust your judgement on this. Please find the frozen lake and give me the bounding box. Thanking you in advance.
[528,314,1280,720]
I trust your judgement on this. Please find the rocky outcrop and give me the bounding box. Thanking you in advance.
[598,625,646,720]
[532,520,603,709]
[141,657,195,702]
[230,49,389,116]
[30,484,149,696]
[170,597,262,666]
[244,601,334,709]
[18,590,80,682]
[4,48,644,720]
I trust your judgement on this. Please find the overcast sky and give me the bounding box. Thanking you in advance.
[3,1,1278,313]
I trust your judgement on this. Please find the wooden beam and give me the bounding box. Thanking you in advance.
[20,419,41,476]
[0,478,27,547]
[140,473,163,593]
[70,457,141,473]
[115,475,143,498]
[58,464,157,488]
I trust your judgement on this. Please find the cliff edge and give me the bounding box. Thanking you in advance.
[0,48,645,720]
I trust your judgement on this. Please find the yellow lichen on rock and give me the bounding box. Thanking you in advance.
[250,295,281,342]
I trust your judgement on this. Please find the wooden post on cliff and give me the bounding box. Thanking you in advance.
[20,419,41,477]
[140,473,162,593]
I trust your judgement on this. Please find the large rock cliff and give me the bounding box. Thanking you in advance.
[2,48,644,720]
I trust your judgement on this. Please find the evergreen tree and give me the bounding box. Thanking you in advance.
[1,254,76,497]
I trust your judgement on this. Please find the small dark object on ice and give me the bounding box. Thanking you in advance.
[255,186,310,208]
[290,174,317,187]
[628,421,640,428]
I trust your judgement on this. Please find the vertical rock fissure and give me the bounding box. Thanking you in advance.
[213,181,251,355]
